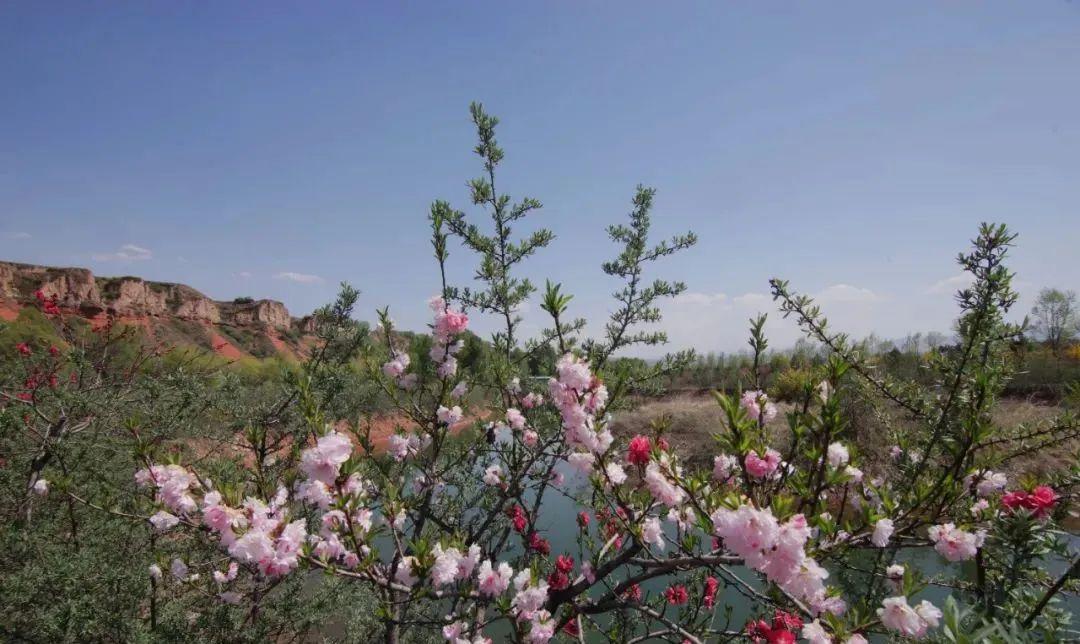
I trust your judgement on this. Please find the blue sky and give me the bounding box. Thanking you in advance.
[2,2,1078,356]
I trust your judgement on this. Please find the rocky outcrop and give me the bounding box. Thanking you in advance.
[0,261,311,347]
[221,299,290,330]
[0,262,102,313]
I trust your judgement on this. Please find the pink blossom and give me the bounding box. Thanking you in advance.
[644,461,685,507]
[555,353,592,392]
[388,433,420,461]
[522,392,543,408]
[965,469,1007,497]
[642,516,665,551]
[482,465,503,486]
[522,430,538,447]
[512,569,550,621]
[744,448,781,480]
[476,560,513,596]
[741,390,778,422]
[800,620,831,644]
[871,518,894,548]
[299,431,353,485]
[927,523,984,562]
[450,382,468,399]
[604,462,627,486]
[567,452,595,474]
[713,454,737,483]
[213,562,239,584]
[437,405,463,425]
[878,596,940,639]
[506,408,526,430]
[150,510,179,532]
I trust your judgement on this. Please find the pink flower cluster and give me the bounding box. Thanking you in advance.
[429,296,468,378]
[877,596,941,639]
[712,505,840,614]
[549,353,611,455]
[741,389,778,422]
[430,543,481,586]
[927,523,985,562]
[135,464,200,515]
[744,448,782,480]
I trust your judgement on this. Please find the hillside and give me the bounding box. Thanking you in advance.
[0,261,318,360]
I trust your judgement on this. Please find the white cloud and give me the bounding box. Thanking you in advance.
[274,271,323,284]
[815,284,882,303]
[2,231,31,240]
[92,243,152,261]
[926,274,973,295]
[732,292,770,307]
[673,292,728,306]
[236,271,253,279]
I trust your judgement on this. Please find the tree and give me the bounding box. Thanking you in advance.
[1030,288,1078,354]
[6,107,1079,644]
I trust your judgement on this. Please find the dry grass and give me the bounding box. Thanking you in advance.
[609,394,1075,480]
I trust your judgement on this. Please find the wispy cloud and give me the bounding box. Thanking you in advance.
[673,292,728,306]
[92,243,152,261]
[273,271,323,284]
[815,283,882,303]
[236,271,253,279]
[2,231,31,240]
[926,274,973,295]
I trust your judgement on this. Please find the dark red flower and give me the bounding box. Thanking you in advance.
[527,532,550,555]
[627,435,651,466]
[48,345,60,357]
[17,392,32,402]
[622,583,642,602]
[547,570,570,590]
[15,342,32,356]
[507,505,528,533]
[561,618,580,637]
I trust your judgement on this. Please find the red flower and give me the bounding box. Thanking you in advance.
[627,435,652,466]
[16,342,32,356]
[48,346,60,357]
[746,620,795,644]
[561,618,580,637]
[577,511,590,528]
[622,583,642,602]
[17,392,32,402]
[1028,485,1059,516]
[1002,485,1059,519]
[555,554,575,574]
[702,576,719,608]
[664,584,689,605]
[657,437,670,452]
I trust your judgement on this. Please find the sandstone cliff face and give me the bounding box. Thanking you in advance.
[0,262,102,312]
[223,299,290,330]
[0,260,306,340]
